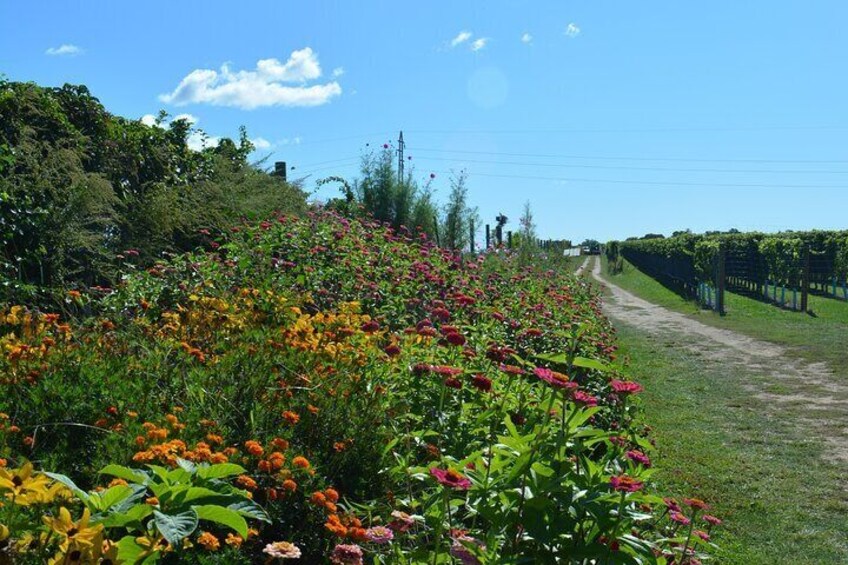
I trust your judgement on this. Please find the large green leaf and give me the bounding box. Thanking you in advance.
[99,465,149,485]
[153,509,199,545]
[193,504,248,537]
[44,472,90,504]
[228,500,272,523]
[195,463,247,480]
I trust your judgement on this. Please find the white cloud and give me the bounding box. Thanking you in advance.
[187,131,220,151]
[159,47,342,110]
[172,113,198,125]
[280,137,302,146]
[141,114,159,127]
[332,67,345,78]
[450,31,473,48]
[521,33,533,44]
[565,23,581,38]
[470,38,489,52]
[46,44,82,56]
[251,137,273,150]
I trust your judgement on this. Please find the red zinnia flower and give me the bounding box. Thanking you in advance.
[445,332,467,346]
[670,511,691,525]
[683,497,709,510]
[703,514,722,526]
[470,374,492,392]
[430,467,472,490]
[573,390,598,406]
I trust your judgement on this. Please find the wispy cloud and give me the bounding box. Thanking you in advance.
[565,23,581,38]
[332,67,345,78]
[470,38,489,52]
[159,47,342,110]
[251,137,273,150]
[521,33,533,44]
[450,31,473,48]
[46,44,82,56]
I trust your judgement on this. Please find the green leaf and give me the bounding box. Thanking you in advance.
[175,458,197,474]
[44,472,90,503]
[97,503,154,528]
[100,465,149,485]
[193,504,248,537]
[228,500,272,523]
[153,509,199,546]
[195,463,247,480]
[572,357,610,372]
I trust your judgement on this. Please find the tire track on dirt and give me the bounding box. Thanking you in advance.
[590,258,848,463]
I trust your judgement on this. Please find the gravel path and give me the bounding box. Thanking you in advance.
[590,258,848,463]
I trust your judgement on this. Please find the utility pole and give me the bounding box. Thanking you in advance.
[397,130,405,183]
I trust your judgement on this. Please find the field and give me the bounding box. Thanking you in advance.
[596,256,848,563]
[0,213,719,564]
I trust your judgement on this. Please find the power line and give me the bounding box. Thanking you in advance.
[405,125,848,134]
[410,155,848,174]
[411,147,848,165]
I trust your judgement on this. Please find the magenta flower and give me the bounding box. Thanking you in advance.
[573,390,598,406]
[534,367,578,391]
[470,374,492,392]
[450,534,485,565]
[626,450,651,467]
[610,379,644,395]
[703,514,723,526]
[430,467,472,490]
[609,474,643,493]
[330,543,364,565]
[670,511,691,526]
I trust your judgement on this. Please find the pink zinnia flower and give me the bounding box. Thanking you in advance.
[534,367,578,391]
[389,510,415,532]
[445,332,467,346]
[330,543,364,565]
[610,379,643,395]
[703,514,723,526]
[450,534,485,565]
[430,467,472,490]
[263,541,302,559]
[626,450,651,467]
[683,497,709,510]
[365,526,394,544]
[609,474,643,493]
[573,390,598,407]
[670,511,691,526]
[663,497,682,513]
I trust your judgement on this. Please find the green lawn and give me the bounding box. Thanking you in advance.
[618,326,848,564]
[601,256,848,375]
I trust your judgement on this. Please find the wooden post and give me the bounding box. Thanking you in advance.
[485,224,491,248]
[507,231,513,249]
[433,215,441,247]
[469,220,475,254]
[801,246,810,313]
[717,244,726,314]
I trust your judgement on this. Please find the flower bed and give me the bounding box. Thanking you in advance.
[0,210,717,563]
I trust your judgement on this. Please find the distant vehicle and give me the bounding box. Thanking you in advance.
[581,244,601,255]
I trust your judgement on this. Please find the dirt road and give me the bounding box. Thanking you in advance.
[590,257,848,462]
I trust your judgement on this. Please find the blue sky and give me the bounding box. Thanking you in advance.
[3,1,848,243]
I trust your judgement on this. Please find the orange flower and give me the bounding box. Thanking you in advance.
[258,460,271,473]
[333,441,347,452]
[146,497,160,506]
[324,488,339,503]
[236,475,258,490]
[210,452,228,464]
[225,533,243,548]
[282,479,297,492]
[292,456,310,469]
[310,492,327,505]
[271,438,290,451]
[282,411,300,425]
[324,502,338,513]
[197,531,220,551]
[245,440,264,457]
[307,405,319,415]
[325,514,348,537]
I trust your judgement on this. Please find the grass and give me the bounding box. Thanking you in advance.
[618,326,848,563]
[601,256,848,375]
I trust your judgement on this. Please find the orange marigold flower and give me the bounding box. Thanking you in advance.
[146,497,160,506]
[210,452,228,464]
[333,441,347,452]
[236,475,258,490]
[197,531,220,551]
[292,456,310,469]
[307,405,319,415]
[206,433,223,445]
[310,492,327,505]
[245,440,264,456]
[325,488,340,503]
[108,478,129,488]
[325,515,348,537]
[324,501,338,513]
[271,438,290,451]
[282,479,297,492]
[126,410,138,418]
[258,460,271,473]
[282,411,300,425]
[225,533,243,548]
[0,458,7,467]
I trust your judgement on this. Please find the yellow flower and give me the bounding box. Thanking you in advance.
[47,536,103,565]
[0,462,53,505]
[43,507,104,553]
[100,540,120,565]
[0,523,9,542]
